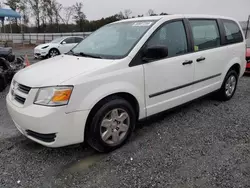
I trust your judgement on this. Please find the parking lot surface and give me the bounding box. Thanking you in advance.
[1,50,250,187]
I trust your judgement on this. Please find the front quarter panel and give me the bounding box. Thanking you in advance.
[49,43,60,51]
[65,62,146,119]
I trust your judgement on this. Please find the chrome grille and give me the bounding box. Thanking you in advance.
[11,81,31,105]
[17,84,31,94]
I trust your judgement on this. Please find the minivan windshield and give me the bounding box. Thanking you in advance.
[71,20,156,59]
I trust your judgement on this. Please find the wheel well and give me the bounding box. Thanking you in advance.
[49,48,60,54]
[85,92,140,136]
[229,63,240,76]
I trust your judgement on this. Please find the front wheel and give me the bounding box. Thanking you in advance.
[86,97,136,152]
[215,70,238,101]
[48,49,60,58]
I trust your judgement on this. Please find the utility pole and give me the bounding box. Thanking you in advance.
[245,15,250,38]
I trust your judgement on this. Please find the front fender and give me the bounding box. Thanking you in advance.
[82,82,145,119]
[67,81,146,119]
[65,61,146,119]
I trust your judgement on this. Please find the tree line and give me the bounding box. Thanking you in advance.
[1,0,168,33]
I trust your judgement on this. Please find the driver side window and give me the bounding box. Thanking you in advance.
[63,37,75,44]
[147,21,188,57]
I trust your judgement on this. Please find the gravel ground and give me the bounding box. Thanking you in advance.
[0,52,250,187]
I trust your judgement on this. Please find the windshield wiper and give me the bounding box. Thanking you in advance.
[78,52,103,59]
[68,50,102,59]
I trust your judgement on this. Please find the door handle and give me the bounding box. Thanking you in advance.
[182,60,193,65]
[196,57,206,62]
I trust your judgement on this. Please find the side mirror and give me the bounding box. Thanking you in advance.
[142,45,168,62]
[61,41,66,45]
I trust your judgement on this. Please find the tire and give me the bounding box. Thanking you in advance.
[215,70,238,101]
[48,48,60,58]
[86,96,136,153]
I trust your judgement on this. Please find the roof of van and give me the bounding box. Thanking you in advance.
[116,14,237,23]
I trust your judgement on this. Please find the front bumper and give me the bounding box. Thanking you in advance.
[34,49,49,58]
[6,93,90,147]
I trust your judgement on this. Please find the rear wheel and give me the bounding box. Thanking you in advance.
[49,49,60,58]
[86,97,136,152]
[215,70,238,101]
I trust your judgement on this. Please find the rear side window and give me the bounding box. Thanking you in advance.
[189,20,221,51]
[63,37,75,44]
[222,20,243,44]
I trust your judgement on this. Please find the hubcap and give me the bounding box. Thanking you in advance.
[50,50,58,57]
[225,75,236,97]
[100,109,130,146]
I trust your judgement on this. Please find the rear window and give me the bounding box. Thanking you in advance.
[222,20,243,44]
[63,37,75,44]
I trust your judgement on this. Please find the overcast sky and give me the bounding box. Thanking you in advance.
[0,0,249,21]
[61,0,250,21]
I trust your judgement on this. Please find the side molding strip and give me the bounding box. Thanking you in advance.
[149,73,222,98]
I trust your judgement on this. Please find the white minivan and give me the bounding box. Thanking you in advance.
[6,15,246,152]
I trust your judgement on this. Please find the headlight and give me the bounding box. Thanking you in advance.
[34,86,73,106]
[41,45,49,49]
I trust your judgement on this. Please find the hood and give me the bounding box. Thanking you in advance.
[35,43,52,49]
[14,55,114,87]
[246,48,250,57]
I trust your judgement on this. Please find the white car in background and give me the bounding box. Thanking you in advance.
[34,36,84,59]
